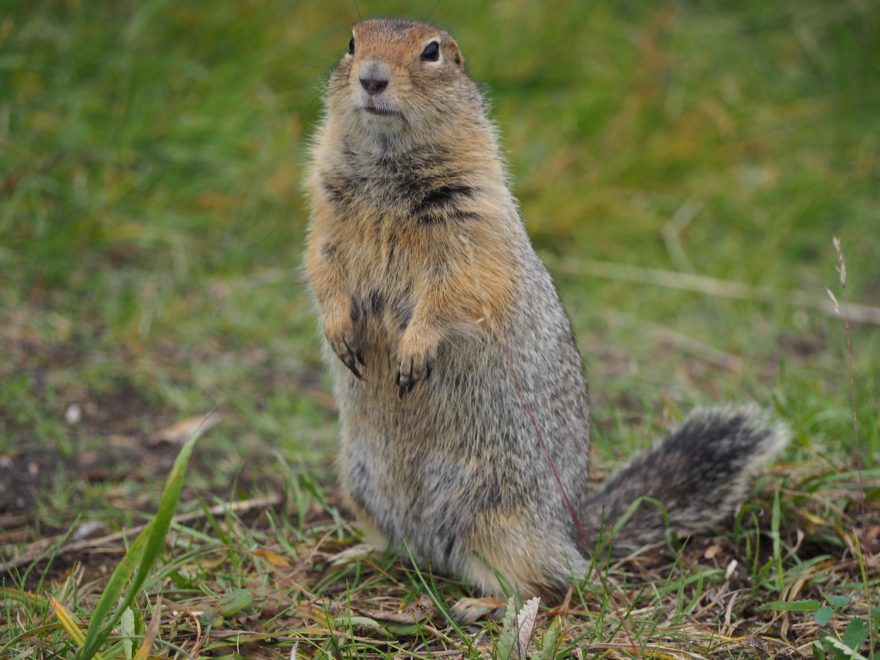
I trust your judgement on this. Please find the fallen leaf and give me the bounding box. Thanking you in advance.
[451,596,505,624]
[514,597,540,659]
[363,595,435,624]
[704,543,722,560]
[327,543,374,567]
[255,548,291,568]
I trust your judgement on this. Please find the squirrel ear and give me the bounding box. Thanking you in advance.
[448,41,465,70]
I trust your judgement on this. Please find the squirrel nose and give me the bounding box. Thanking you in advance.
[360,76,388,95]
[358,60,390,96]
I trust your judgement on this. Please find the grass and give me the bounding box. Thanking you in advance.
[1,0,879,656]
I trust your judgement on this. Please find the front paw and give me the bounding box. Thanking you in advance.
[325,318,365,379]
[395,332,438,398]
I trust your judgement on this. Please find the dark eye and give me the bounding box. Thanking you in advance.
[348,37,355,55]
[421,41,440,62]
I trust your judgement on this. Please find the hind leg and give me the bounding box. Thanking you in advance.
[326,502,388,569]
[339,476,389,551]
[349,502,389,551]
[461,513,586,598]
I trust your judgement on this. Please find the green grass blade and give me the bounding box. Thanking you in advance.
[771,487,783,593]
[757,599,821,613]
[400,539,474,654]
[76,526,151,657]
[121,606,135,660]
[610,496,670,545]
[78,422,205,658]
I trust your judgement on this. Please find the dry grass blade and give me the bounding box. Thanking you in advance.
[583,641,712,658]
[133,595,162,660]
[50,596,86,648]
[187,609,204,657]
[153,412,231,445]
[1,587,46,607]
[602,308,743,371]
[50,596,106,660]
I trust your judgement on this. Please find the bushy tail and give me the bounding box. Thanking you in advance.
[580,405,789,554]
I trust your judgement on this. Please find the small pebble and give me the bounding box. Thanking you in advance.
[65,403,82,424]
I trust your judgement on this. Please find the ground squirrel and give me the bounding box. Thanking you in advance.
[304,18,789,598]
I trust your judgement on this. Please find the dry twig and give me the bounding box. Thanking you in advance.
[1,494,282,572]
[550,257,880,325]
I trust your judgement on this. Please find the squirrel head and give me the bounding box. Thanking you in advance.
[325,19,485,151]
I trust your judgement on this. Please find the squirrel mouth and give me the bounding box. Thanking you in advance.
[362,106,402,118]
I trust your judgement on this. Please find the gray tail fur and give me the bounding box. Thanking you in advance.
[580,405,789,555]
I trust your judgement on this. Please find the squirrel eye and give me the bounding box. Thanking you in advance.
[348,37,355,55]
[420,41,440,62]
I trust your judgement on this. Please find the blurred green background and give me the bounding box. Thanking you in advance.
[1,0,878,535]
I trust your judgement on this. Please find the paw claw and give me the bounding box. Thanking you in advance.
[397,368,413,398]
[343,355,362,378]
[395,342,437,397]
[326,326,365,379]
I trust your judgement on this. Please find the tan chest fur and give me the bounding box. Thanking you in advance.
[307,132,521,347]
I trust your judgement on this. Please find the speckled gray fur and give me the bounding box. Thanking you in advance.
[308,18,789,598]
[324,225,788,596]
[328,230,596,594]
